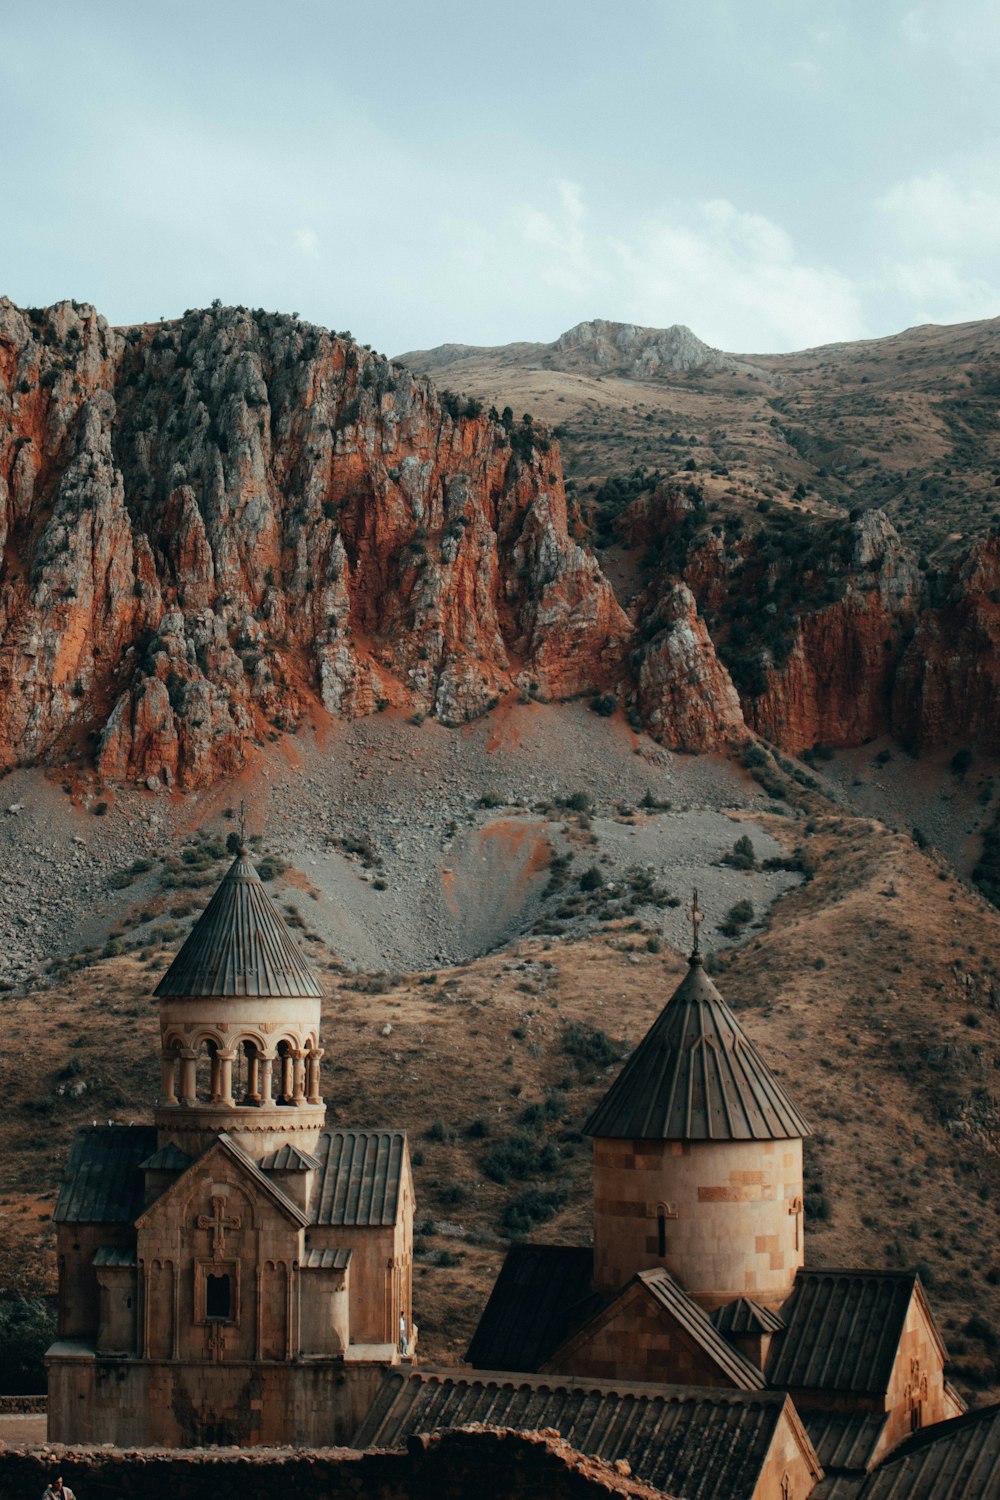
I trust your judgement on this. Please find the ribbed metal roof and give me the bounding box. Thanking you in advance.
[584,954,811,1141]
[313,1130,407,1226]
[153,848,323,999]
[634,1269,767,1389]
[812,1477,867,1500]
[138,1143,192,1172]
[767,1271,932,1395]
[93,1245,137,1268]
[712,1297,786,1338]
[54,1126,156,1224]
[354,1371,816,1500]
[260,1143,321,1173]
[804,1412,887,1474]
[858,1405,1000,1499]
[301,1247,352,1270]
[466,1245,599,1372]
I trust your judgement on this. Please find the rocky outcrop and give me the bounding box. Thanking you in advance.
[892,535,1000,754]
[2,298,998,789]
[745,512,923,750]
[0,299,629,788]
[400,318,772,384]
[635,584,747,750]
[551,319,771,382]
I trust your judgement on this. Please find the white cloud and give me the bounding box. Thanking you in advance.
[294,228,321,259]
[512,187,867,352]
[900,2,1000,64]
[879,168,1000,256]
[885,257,999,324]
[519,179,608,298]
[877,159,1000,324]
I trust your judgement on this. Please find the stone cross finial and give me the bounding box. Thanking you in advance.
[690,889,704,956]
[238,799,247,850]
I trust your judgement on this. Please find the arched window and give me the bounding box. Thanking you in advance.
[235,1039,263,1105]
[276,1040,295,1105]
[195,1039,218,1104]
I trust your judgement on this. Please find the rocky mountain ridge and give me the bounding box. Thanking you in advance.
[1,298,998,792]
[402,316,772,383]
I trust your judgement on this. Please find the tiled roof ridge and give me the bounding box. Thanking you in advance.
[398,1367,789,1403]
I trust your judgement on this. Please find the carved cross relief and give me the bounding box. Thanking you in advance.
[197,1194,241,1258]
[787,1194,804,1251]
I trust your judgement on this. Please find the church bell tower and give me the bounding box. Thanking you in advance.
[153,841,326,1160]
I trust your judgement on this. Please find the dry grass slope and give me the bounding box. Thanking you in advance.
[2,805,999,1400]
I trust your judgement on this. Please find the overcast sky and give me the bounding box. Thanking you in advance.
[2,0,998,354]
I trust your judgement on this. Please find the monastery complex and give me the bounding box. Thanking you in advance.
[41,848,1000,1499]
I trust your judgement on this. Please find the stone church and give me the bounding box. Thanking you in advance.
[359,910,971,1500]
[46,842,415,1447]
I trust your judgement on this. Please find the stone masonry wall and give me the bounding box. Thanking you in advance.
[0,1427,673,1500]
[592,1137,804,1308]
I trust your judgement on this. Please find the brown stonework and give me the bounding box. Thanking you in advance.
[0,1428,675,1500]
[592,1136,804,1308]
[47,849,415,1448]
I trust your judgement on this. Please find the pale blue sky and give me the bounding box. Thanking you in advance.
[1,0,998,353]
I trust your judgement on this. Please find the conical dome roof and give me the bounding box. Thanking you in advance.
[154,848,323,999]
[584,954,809,1142]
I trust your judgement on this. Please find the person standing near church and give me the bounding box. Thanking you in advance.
[42,1478,76,1500]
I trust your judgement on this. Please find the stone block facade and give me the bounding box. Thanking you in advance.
[592,1137,804,1308]
[0,1428,669,1500]
[545,1280,738,1387]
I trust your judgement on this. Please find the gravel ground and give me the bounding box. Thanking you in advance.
[1,701,801,987]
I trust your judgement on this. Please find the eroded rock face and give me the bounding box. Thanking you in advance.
[635,584,747,750]
[892,535,1000,754]
[0,300,632,787]
[1,298,996,789]
[745,512,924,751]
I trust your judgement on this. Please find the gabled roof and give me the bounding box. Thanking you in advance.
[547,1268,767,1391]
[636,1269,768,1388]
[134,1132,307,1229]
[54,1125,156,1224]
[804,1412,888,1474]
[138,1142,192,1172]
[857,1402,1000,1498]
[301,1248,351,1270]
[712,1296,786,1337]
[93,1245,137,1268]
[354,1371,822,1500]
[313,1129,408,1227]
[153,847,323,999]
[466,1245,599,1372]
[584,954,810,1141]
[260,1143,321,1172]
[767,1270,945,1396]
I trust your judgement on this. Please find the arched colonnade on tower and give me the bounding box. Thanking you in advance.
[159,1031,324,1109]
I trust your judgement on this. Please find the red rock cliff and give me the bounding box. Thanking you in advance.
[0,300,631,787]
